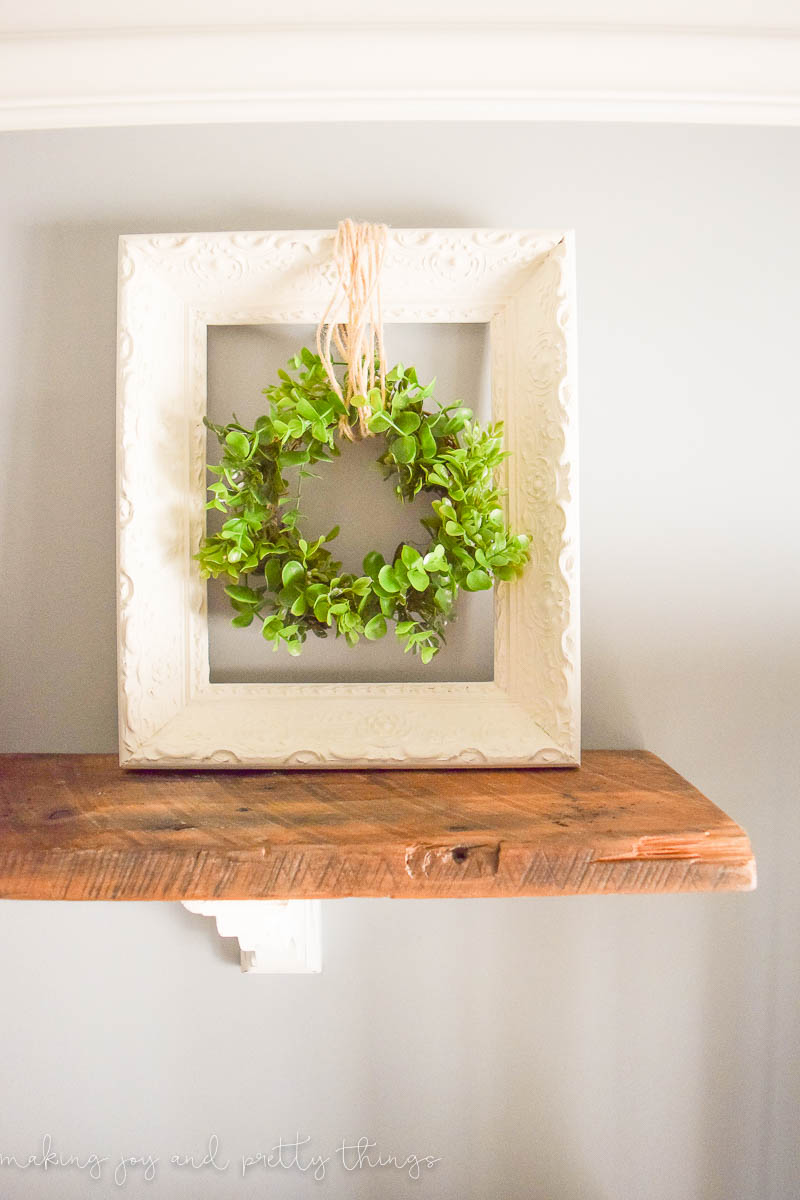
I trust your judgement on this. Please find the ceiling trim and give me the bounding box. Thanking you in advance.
[1,25,799,129]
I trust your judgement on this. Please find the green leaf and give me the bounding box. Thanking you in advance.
[363,550,385,579]
[231,611,254,628]
[423,545,446,569]
[407,567,429,592]
[435,586,453,612]
[394,411,420,434]
[400,545,422,568]
[420,645,436,664]
[368,411,391,433]
[419,422,437,459]
[281,449,310,466]
[224,584,260,605]
[378,565,401,593]
[326,390,347,415]
[281,560,304,587]
[393,560,409,587]
[296,398,319,423]
[391,436,417,464]
[225,430,250,458]
[444,407,473,434]
[325,525,340,542]
[426,471,449,489]
[465,568,492,591]
[364,614,387,640]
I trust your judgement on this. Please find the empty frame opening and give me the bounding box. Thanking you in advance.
[205,322,494,684]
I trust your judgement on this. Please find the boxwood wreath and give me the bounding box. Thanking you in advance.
[196,348,530,663]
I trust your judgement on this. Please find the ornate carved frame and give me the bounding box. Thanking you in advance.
[116,228,579,768]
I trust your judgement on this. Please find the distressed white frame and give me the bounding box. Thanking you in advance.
[117,228,579,768]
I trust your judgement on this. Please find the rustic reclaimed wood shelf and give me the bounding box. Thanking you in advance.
[0,751,754,900]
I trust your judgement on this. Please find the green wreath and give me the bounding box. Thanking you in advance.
[196,348,530,662]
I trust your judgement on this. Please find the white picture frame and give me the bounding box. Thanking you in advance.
[116,228,579,768]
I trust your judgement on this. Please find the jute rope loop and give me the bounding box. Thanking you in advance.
[316,219,388,439]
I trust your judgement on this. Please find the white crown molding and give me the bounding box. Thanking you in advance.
[1,24,799,129]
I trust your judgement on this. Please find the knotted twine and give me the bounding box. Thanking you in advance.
[316,219,388,439]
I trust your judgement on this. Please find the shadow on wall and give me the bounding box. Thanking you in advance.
[581,642,643,750]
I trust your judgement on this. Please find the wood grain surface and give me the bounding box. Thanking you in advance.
[0,752,755,900]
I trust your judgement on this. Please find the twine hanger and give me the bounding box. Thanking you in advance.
[316,219,388,439]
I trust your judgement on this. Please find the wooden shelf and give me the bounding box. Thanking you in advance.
[0,752,754,900]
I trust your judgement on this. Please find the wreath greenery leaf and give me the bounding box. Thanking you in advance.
[196,348,530,662]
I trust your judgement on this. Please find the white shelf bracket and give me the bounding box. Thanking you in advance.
[182,900,322,974]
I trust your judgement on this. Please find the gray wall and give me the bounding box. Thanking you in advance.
[0,122,797,1200]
